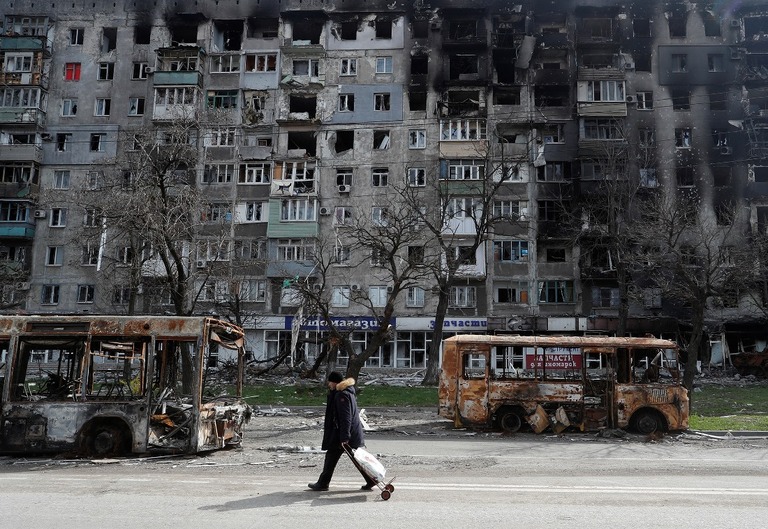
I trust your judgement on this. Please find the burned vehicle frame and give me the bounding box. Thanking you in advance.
[439,334,689,435]
[0,315,251,456]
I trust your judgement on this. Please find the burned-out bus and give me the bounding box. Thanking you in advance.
[0,315,251,456]
[439,334,689,434]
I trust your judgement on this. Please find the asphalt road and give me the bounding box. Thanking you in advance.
[2,429,768,529]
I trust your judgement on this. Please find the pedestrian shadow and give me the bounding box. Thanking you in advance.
[199,490,370,511]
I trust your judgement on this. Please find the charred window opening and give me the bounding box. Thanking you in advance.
[412,19,429,39]
[754,166,768,183]
[11,339,86,401]
[668,13,687,38]
[339,20,358,40]
[462,351,487,379]
[535,86,569,107]
[334,130,354,154]
[449,54,479,80]
[134,26,151,44]
[581,53,615,68]
[376,17,393,39]
[494,88,521,105]
[170,24,197,44]
[709,88,727,111]
[214,20,243,51]
[581,18,612,39]
[287,131,317,157]
[676,166,694,187]
[757,206,768,234]
[408,91,426,111]
[713,167,732,187]
[671,88,690,111]
[247,17,278,39]
[493,51,517,83]
[292,19,323,44]
[102,27,117,52]
[411,54,428,75]
[633,18,651,37]
[703,12,721,37]
[289,95,317,119]
[746,16,768,39]
[635,53,652,72]
[445,90,481,115]
[449,20,477,41]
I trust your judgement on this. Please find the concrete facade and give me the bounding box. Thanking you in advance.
[1,0,768,369]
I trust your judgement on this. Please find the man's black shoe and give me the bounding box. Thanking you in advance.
[360,484,375,491]
[307,483,329,491]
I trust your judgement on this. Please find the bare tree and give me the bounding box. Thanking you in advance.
[289,196,431,381]
[630,189,750,393]
[400,125,530,385]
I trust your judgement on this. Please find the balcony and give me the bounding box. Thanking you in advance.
[0,35,50,52]
[0,71,47,87]
[0,108,45,126]
[153,70,202,86]
[0,144,42,163]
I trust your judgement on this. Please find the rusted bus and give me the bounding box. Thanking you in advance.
[438,334,689,435]
[0,315,252,457]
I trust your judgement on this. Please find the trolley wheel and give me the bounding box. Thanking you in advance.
[381,490,392,500]
[385,484,395,493]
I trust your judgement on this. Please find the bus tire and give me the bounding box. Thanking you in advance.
[631,410,665,435]
[80,420,131,457]
[497,408,524,433]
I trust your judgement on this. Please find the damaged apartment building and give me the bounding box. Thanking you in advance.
[1,0,768,371]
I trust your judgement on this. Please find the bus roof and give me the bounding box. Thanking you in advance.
[444,334,678,350]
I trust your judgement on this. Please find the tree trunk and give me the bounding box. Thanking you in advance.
[683,306,705,406]
[422,287,450,386]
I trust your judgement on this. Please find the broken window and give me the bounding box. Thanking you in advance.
[334,131,354,154]
[494,88,521,105]
[340,20,358,40]
[336,168,353,186]
[675,128,692,148]
[169,23,198,44]
[715,199,735,225]
[408,91,426,111]
[291,18,323,45]
[449,20,477,40]
[668,14,687,38]
[292,58,319,76]
[633,18,651,37]
[374,93,391,111]
[413,19,429,39]
[671,88,690,111]
[703,12,721,37]
[450,54,479,80]
[134,26,151,44]
[708,87,727,111]
[373,130,390,150]
[676,166,695,187]
[535,86,569,107]
[713,167,732,187]
[339,93,355,112]
[287,131,317,156]
[411,54,428,75]
[376,17,393,39]
[581,18,612,39]
[102,27,117,52]
[213,20,242,51]
[288,95,317,119]
[247,18,279,39]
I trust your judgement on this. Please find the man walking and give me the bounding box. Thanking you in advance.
[308,371,377,491]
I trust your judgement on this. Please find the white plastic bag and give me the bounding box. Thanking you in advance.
[353,447,386,481]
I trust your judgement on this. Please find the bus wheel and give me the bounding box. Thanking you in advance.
[498,410,523,433]
[632,410,663,435]
[81,421,130,458]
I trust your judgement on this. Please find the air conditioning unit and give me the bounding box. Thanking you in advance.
[386,286,394,293]
[624,62,635,71]
[15,282,30,291]
[626,95,637,104]
[311,284,322,291]
[338,184,351,194]
[720,146,733,155]
[196,259,207,268]
[730,19,741,28]
[143,66,155,74]
[350,283,360,291]
[730,49,741,60]
[319,206,331,216]
[33,209,46,219]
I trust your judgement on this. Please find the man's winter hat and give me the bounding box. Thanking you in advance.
[328,371,344,383]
